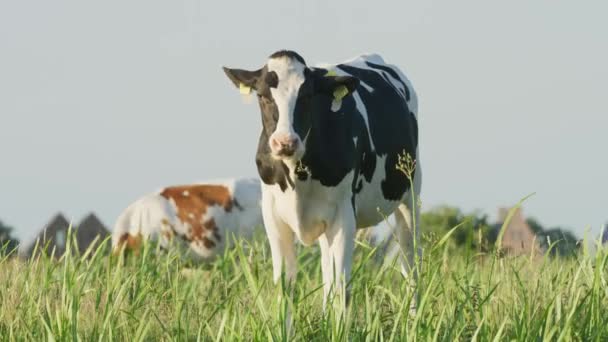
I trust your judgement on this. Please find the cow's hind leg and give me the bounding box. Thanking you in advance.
[393,202,420,280]
[393,200,421,314]
[393,156,422,312]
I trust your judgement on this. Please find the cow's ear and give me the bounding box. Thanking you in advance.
[315,75,359,99]
[222,67,262,93]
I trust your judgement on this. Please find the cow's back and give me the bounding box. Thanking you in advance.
[112,193,179,251]
[315,55,419,227]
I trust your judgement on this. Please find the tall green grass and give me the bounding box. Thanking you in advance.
[1,227,607,341]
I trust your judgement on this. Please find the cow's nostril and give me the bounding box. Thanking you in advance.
[270,138,281,149]
[287,139,298,150]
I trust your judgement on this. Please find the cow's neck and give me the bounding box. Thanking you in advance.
[298,108,356,187]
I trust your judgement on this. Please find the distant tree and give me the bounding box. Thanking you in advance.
[526,217,578,257]
[421,209,578,257]
[526,217,545,235]
[0,219,20,256]
[421,206,492,252]
[542,227,578,257]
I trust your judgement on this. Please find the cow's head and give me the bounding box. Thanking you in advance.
[223,50,359,161]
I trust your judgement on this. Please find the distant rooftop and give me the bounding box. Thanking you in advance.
[494,207,541,256]
[22,212,109,258]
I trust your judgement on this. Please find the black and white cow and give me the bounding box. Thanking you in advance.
[223,50,421,307]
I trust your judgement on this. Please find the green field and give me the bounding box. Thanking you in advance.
[1,227,607,341]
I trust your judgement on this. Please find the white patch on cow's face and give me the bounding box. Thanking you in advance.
[266,56,306,160]
[183,190,189,196]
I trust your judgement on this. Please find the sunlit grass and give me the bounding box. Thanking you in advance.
[1,227,607,341]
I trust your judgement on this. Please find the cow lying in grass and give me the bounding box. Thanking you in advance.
[112,178,263,260]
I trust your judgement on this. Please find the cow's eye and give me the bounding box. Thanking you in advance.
[265,71,278,88]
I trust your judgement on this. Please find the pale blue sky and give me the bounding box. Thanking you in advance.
[1,1,606,244]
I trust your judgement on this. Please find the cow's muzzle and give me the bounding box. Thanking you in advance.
[269,133,301,158]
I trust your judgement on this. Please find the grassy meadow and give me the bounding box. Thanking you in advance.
[1,224,607,341]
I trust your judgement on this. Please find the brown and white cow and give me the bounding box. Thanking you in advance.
[112,178,263,260]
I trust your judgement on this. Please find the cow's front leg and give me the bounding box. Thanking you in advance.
[324,200,356,310]
[261,192,296,336]
[261,193,297,285]
[318,234,333,310]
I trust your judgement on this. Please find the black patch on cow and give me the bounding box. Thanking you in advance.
[255,129,291,192]
[349,103,376,185]
[298,90,358,187]
[337,64,418,201]
[365,61,411,101]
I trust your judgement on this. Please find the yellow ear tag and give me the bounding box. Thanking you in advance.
[239,83,252,95]
[331,85,349,112]
[325,69,338,77]
[333,85,349,101]
[239,83,254,104]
